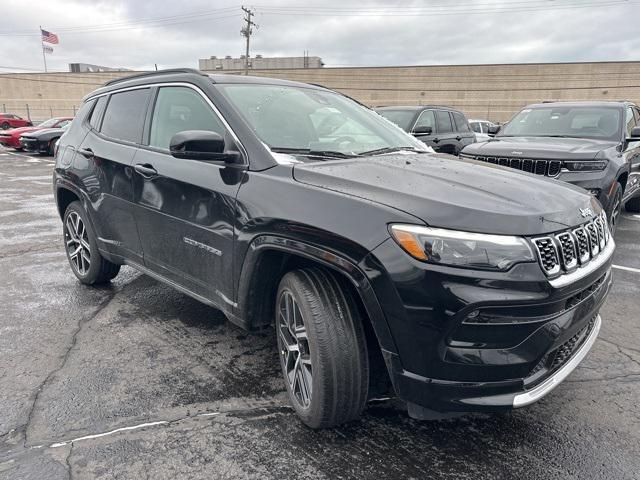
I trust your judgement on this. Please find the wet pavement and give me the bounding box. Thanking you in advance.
[0,146,639,479]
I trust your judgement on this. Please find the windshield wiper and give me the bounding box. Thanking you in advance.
[270,147,356,159]
[357,146,428,156]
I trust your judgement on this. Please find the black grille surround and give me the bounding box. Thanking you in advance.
[531,212,611,278]
[465,154,563,177]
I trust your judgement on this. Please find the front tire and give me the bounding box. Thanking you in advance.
[276,268,369,429]
[606,182,623,234]
[63,201,120,284]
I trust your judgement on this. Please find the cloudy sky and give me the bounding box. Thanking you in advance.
[0,0,639,72]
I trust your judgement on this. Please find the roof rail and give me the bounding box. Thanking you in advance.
[103,68,206,86]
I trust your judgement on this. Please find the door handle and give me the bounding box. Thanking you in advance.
[78,147,93,158]
[134,163,158,178]
[456,136,462,141]
[433,138,440,143]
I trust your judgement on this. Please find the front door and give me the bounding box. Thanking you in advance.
[131,85,243,307]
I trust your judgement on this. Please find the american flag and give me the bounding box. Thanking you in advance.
[41,29,59,44]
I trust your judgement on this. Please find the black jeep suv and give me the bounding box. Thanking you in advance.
[376,105,475,155]
[461,101,640,231]
[53,69,613,428]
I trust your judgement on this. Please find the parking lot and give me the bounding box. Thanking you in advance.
[0,146,639,479]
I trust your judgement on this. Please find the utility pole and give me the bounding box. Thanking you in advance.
[241,6,258,75]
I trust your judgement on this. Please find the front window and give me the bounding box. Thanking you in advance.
[499,106,623,141]
[216,84,426,159]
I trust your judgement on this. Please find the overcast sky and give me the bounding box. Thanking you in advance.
[0,0,639,72]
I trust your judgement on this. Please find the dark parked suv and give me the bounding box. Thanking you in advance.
[461,101,640,231]
[53,69,613,428]
[376,105,475,155]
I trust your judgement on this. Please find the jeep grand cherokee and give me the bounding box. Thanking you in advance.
[53,69,613,428]
[461,101,640,232]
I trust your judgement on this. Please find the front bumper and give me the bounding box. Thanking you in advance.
[364,233,613,413]
[19,137,47,153]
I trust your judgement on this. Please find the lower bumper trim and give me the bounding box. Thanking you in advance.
[512,314,601,408]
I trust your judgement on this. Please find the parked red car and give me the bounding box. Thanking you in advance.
[0,113,32,130]
[0,117,72,149]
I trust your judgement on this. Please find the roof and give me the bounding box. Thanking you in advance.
[85,68,329,101]
[375,105,464,113]
[525,100,636,109]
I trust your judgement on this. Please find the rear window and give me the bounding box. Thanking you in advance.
[89,96,108,130]
[101,89,150,143]
[452,111,470,132]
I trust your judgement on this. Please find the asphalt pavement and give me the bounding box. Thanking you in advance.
[0,147,639,479]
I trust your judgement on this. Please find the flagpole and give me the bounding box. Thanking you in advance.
[39,25,47,72]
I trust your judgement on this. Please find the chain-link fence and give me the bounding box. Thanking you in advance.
[0,103,79,124]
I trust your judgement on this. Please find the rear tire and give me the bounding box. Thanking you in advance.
[276,267,369,429]
[63,201,120,284]
[626,196,640,213]
[1,122,9,130]
[47,139,56,156]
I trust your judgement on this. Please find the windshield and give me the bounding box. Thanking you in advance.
[499,106,622,141]
[375,109,416,131]
[216,84,426,158]
[39,118,62,128]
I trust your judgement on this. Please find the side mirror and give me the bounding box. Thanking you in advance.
[169,130,241,163]
[627,126,640,141]
[487,125,501,136]
[412,125,432,135]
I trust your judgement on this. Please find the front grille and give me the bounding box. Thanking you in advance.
[532,212,610,277]
[470,155,562,177]
[529,316,596,376]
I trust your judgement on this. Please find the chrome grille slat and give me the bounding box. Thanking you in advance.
[533,214,610,277]
[472,156,563,177]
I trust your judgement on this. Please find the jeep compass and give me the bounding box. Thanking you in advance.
[53,69,613,428]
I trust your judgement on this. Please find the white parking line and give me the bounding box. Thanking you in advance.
[613,264,640,274]
[49,421,169,448]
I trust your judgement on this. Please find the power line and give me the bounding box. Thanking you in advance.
[0,12,242,37]
[255,0,638,16]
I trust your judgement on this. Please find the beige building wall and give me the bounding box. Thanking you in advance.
[1,61,639,122]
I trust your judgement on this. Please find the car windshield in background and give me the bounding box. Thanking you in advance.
[216,84,426,158]
[499,106,623,141]
[375,109,416,131]
[38,118,61,128]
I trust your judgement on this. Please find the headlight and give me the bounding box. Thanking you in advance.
[389,224,535,271]
[563,161,607,172]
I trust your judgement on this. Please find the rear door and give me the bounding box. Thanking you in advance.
[76,88,150,264]
[432,109,459,155]
[131,84,243,306]
[451,111,476,151]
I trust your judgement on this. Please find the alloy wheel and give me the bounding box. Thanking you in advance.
[64,211,91,276]
[277,290,313,409]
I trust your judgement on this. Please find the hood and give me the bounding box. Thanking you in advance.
[293,153,600,236]
[1,126,40,137]
[463,136,617,160]
[22,127,63,138]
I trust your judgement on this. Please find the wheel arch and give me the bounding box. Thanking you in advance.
[617,171,629,192]
[55,185,81,219]
[235,235,398,359]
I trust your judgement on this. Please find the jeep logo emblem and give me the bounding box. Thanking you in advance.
[579,207,593,218]
[511,151,523,155]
